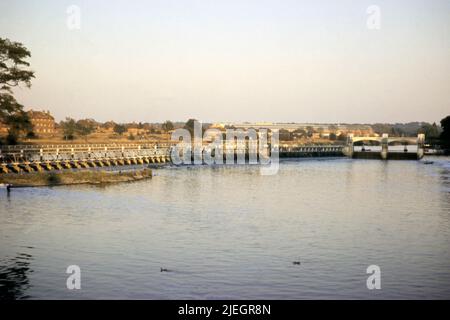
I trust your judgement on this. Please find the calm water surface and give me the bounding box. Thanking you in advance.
[1,157,449,299]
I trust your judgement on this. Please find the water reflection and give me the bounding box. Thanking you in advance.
[0,252,33,300]
[437,162,450,213]
[0,158,449,299]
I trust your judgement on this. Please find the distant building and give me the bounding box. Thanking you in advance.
[27,109,56,135]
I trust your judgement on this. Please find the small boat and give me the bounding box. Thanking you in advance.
[423,161,434,165]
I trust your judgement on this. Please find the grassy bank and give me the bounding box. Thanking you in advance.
[0,168,152,187]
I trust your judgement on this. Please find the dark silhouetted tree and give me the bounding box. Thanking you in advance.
[162,120,174,132]
[440,115,450,151]
[60,118,77,140]
[0,38,35,144]
[184,118,197,136]
[114,124,127,135]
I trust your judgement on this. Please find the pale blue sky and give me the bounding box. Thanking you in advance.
[1,0,449,123]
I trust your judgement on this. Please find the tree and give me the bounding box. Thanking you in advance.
[372,123,393,135]
[292,128,307,139]
[162,120,174,132]
[279,129,292,141]
[114,124,127,135]
[184,118,197,135]
[76,119,96,141]
[0,38,35,144]
[419,122,441,143]
[440,116,450,151]
[4,108,32,144]
[337,133,347,142]
[60,117,77,140]
[102,120,116,130]
[305,126,314,138]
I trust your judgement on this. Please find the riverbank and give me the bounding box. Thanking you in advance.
[0,168,152,187]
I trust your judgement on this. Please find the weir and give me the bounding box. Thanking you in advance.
[173,143,345,164]
[0,134,425,174]
[1,142,345,173]
[343,133,425,160]
[0,143,171,174]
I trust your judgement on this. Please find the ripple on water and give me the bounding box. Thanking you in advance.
[1,158,450,299]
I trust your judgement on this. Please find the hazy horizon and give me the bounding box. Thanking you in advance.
[1,0,449,124]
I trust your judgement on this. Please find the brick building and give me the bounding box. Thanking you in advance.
[27,109,56,135]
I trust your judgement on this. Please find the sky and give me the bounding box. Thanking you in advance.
[1,0,449,123]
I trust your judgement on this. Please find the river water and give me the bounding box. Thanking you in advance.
[1,157,449,299]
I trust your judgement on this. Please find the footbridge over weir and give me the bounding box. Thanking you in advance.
[343,133,425,160]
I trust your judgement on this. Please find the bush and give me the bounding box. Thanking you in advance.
[47,172,61,185]
[6,133,18,145]
[26,131,37,139]
[64,134,75,140]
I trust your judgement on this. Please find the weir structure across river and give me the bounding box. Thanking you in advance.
[0,143,172,174]
[0,133,425,173]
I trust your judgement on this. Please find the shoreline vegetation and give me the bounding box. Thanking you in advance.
[0,168,152,187]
